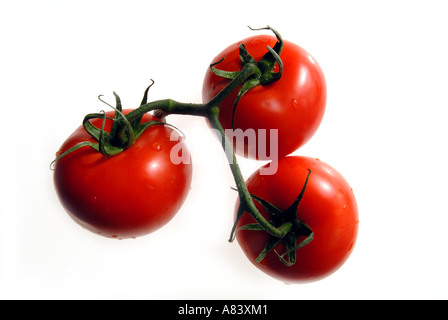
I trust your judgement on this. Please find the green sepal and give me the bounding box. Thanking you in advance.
[274,231,314,267]
[82,109,130,156]
[99,141,124,157]
[251,26,284,76]
[49,141,100,170]
[234,169,314,267]
[229,202,246,242]
[110,91,123,137]
[255,236,282,264]
[284,169,311,222]
[210,26,285,129]
[134,80,156,126]
[259,46,283,84]
[250,193,282,222]
[83,112,112,141]
[238,43,257,66]
[209,58,240,80]
[140,80,154,106]
[231,77,260,128]
[237,222,270,232]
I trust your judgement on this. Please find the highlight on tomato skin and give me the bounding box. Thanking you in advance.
[234,156,359,284]
[53,110,193,240]
[202,34,327,160]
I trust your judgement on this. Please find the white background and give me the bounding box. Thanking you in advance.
[1,0,447,300]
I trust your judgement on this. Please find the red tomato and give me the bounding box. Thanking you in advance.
[202,35,326,159]
[53,110,192,239]
[235,156,358,283]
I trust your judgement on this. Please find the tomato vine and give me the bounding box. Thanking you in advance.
[51,25,356,279]
[52,26,297,241]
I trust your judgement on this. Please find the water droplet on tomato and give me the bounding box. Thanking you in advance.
[291,98,299,109]
[152,143,162,151]
[211,82,216,90]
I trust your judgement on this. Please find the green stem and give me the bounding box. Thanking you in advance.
[123,63,288,238]
[207,109,291,239]
[126,99,208,122]
[121,62,260,125]
[55,58,288,239]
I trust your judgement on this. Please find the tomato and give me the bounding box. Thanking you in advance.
[53,110,192,239]
[202,34,326,159]
[235,156,358,283]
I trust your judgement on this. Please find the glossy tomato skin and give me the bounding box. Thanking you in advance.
[235,156,358,283]
[53,110,192,239]
[202,35,326,159]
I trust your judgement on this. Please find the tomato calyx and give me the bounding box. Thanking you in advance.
[50,84,165,168]
[210,26,285,127]
[233,169,314,266]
